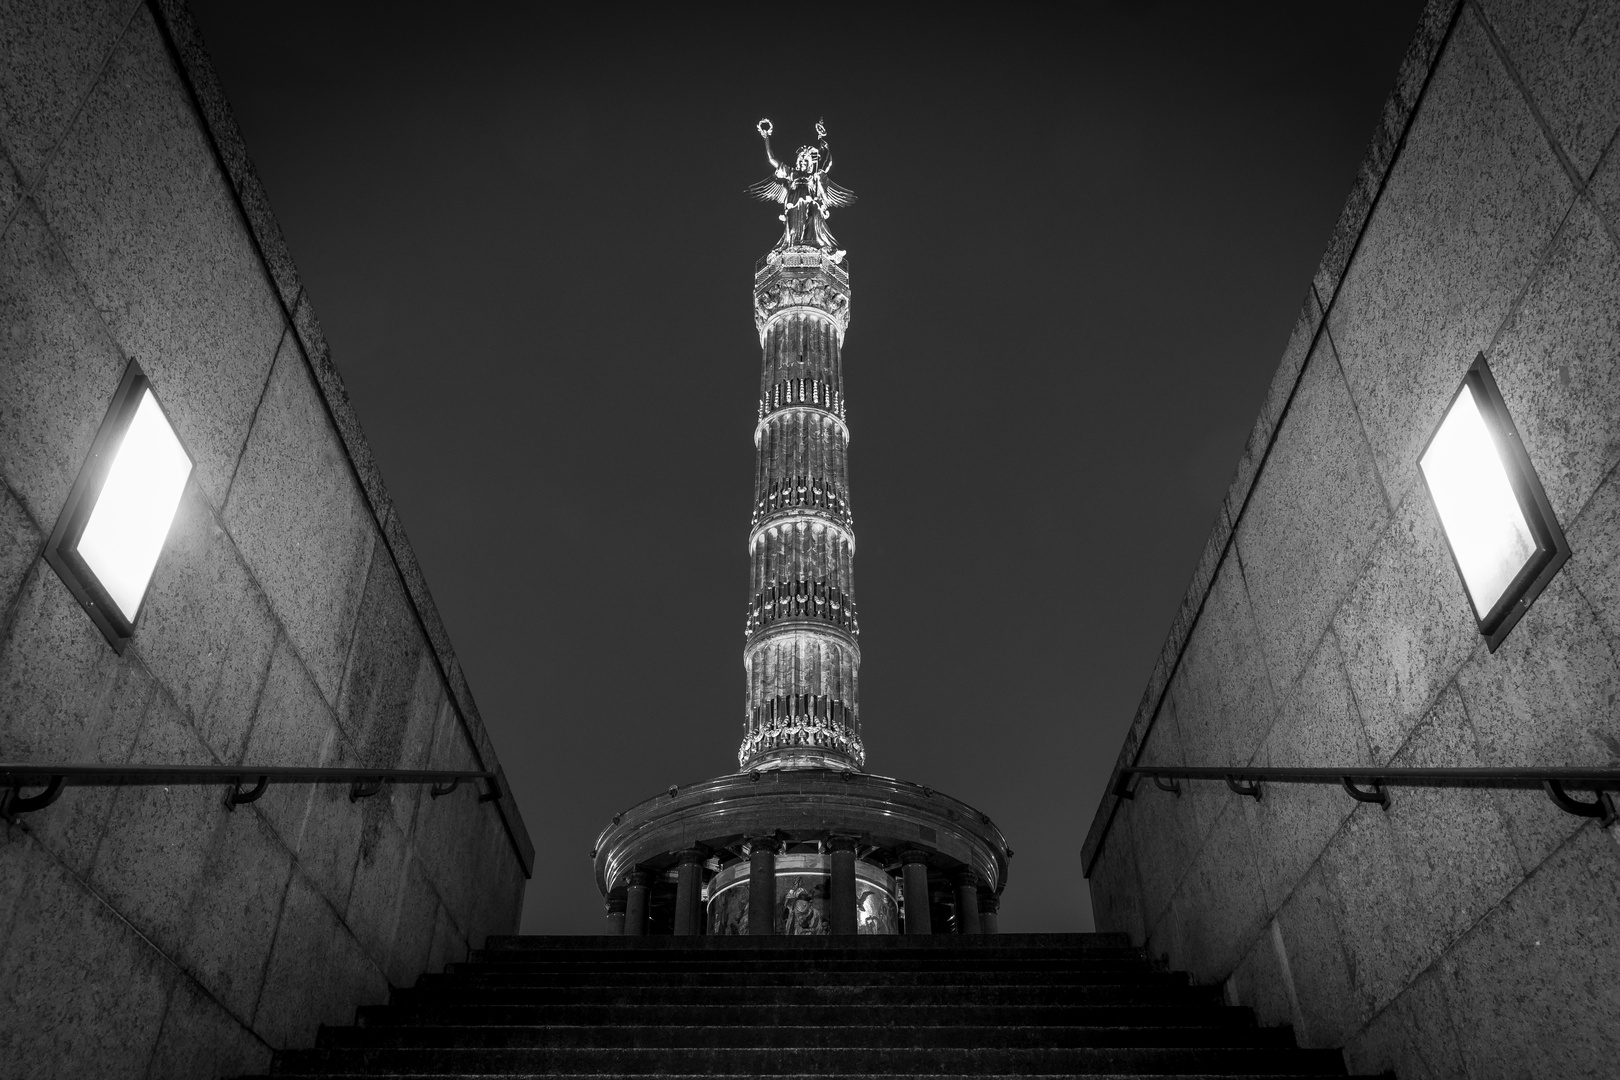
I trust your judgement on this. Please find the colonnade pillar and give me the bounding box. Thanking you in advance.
[673,848,706,936]
[604,890,627,936]
[901,849,931,935]
[624,869,653,936]
[979,892,999,935]
[748,836,778,935]
[952,869,981,935]
[827,836,858,935]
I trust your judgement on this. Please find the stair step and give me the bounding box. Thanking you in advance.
[356,1003,1261,1029]
[387,984,1224,1008]
[481,933,1136,951]
[267,1045,1350,1075]
[463,953,1151,970]
[422,969,1184,989]
[247,1075,1358,1080]
[318,1024,1299,1050]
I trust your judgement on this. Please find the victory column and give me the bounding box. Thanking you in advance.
[592,121,1010,937]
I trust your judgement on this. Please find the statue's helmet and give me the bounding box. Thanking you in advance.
[795,145,821,172]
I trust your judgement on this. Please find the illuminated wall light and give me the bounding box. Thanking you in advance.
[1418,355,1568,651]
[46,361,193,652]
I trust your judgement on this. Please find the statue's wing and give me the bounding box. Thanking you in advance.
[747,175,788,202]
[823,178,858,208]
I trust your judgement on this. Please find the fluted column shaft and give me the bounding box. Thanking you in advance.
[741,250,864,772]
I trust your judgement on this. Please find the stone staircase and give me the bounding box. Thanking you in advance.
[241,933,1382,1078]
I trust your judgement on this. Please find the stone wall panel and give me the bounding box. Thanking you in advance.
[146,972,273,1080]
[1273,863,1365,1048]
[1331,494,1477,762]
[1566,469,1620,650]
[1483,200,1620,525]
[1341,968,1468,1080]
[1437,825,1620,1078]
[1454,574,1620,870]
[1245,631,1370,911]
[135,484,278,765]
[1479,0,1620,180]
[0,831,173,1079]
[0,201,127,527]
[1166,556,1276,775]
[86,693,222,957]
[34,8,283,510]
[1326,7,1573,509]
[0,0,137,186]
[1169,802,1268,984]
[1236,336,1390,696]
[223,334,377,704]
[1225,921,1296,1031]
[252,870,384,1050]
[176,802,293,1022]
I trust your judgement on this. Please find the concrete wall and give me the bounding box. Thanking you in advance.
[0,2,533,1076]
[1083,1,1620,1076]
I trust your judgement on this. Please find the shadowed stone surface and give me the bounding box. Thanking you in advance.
[1331,494,1478,763]
[34,8,283,510]
[1167,556,1277,773]
[1244,631,1372,912]
[1236,335,1391,696]
[1438,825,1620,1077]
[1480,0,1620,180]
[244,935,1390,1079]
[1327,7,1572,508]
[178,803,294,1022]
[0,831,173,1079]
[0,6,529,1077]
[0,200,127,527]
[1274,864,1364,1049]
[1087,5,1620,1078]
[146,972,273,1080]
[134,484,278,765]
[0,0,137,186]
[1342,968,1468,1080]
[224,334,377,705]
[1484,199,1620,525]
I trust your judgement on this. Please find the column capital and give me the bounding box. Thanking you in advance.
[747,835,781,856]
[826,834,859,854]
[979,892,1000,914]
[900,848,931,866]
[951,867,980,889]
[628,868,656,888]
[676,846,709,866]
[605,892,627,915]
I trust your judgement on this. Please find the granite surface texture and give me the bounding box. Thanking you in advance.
[0,2,530,1076]
[1085,2,1620,1077]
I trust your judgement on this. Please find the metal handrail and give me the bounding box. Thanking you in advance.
[1113,765,1620,822]
[0,763,500,817]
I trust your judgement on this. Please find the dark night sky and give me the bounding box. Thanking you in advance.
[188,2,1424,934]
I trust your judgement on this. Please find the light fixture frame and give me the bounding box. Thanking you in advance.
[1418,354,1569,652]
[45,359,188,654]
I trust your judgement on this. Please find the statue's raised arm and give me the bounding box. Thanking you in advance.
[759,119,783,172]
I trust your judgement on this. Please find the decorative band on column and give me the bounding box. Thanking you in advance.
[744,579,858,638]
[759,379,846,422]
[739,710,865,767]
[751,476,852,529]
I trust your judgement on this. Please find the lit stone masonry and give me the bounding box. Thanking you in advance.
[593,123,1008,938]
[743,247,863,772]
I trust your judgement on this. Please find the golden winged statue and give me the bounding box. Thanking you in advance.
[747,118,856,259]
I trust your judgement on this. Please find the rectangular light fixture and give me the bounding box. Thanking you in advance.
[46,360,193,652]
[1418,355,1568,651]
